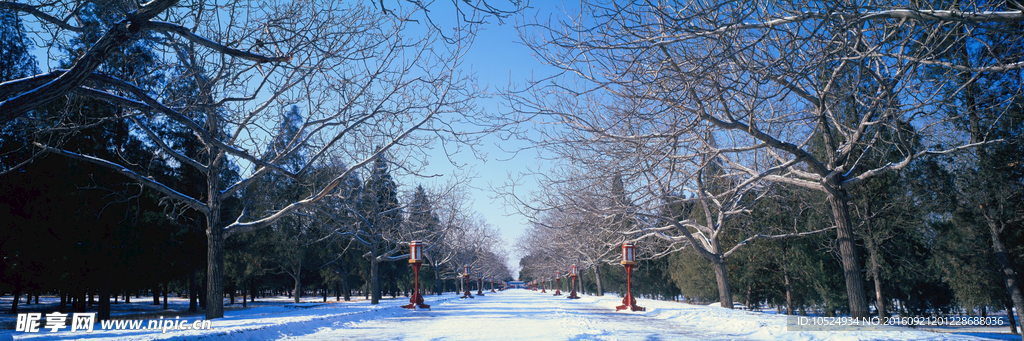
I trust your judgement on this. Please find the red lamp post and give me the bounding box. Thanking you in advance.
[490,277,496,293]
[402,241,431,310]
[460,265,474,299]
[615,243,645,311]
[567,264,580,299]
[477,273,485,296]
[553,271,562,296]
[540,276,547,293]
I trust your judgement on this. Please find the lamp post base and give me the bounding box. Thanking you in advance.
[461,276,474,298]
[402,263,431,309]
[401,292,431,310]
[615,264,645,311]
[614,293,645,311]
[567,276,580,299]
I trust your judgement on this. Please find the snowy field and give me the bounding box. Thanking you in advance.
[1,289,1018,340]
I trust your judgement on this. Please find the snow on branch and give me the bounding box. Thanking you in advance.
[0,2,85,32]
[720,226,836,260]
[32,143,210,214]
[144,21,291,64]
[0,0,178,123]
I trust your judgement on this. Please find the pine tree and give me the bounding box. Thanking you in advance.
[357,151,404,304]
[0,9,36,82]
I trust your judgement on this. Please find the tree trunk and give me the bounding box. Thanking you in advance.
[205,207,225,319]
[98,276,111,321]
[189,269,198,312]
[711,256,733,309]
[989,218,1024,341]
[435,265,443,295]
[76,287,86,312]
[10,288,20,314]
[827,191,870,318]
[868,236,886,320]
[343,277,351,301]
[863,201,887,321]
[370,258,381,304]
[593,266,604,296]
[60,289,67,313]
[1008,301,1019,335]
[163,282,168,310]
[292,265,302,303]
[783,254,793,315]
[745,285,751,310]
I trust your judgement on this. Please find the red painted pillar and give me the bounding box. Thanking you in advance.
[616,243,644,311]
[567,275,580,299]
[461,274,474,299]
[402,263,431,309]
[553,271,562,296]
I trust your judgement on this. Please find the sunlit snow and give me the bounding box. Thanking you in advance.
[2,290,1008,340]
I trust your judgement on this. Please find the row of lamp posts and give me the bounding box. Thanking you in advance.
[402,240,644,312]
[404,240,509,310]
[526,242,644,311]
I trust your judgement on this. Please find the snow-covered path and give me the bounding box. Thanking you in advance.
[287,289,716,340]
[3,289,1006,340]
[278,289,983,341]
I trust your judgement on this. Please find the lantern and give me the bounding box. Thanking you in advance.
[460,265,474,299]
[409,241,423,263]
[621,242,636,265]
[616,242,644,311]
[402,240,429,309]
[553,271,562,296]
[567,264,580,299]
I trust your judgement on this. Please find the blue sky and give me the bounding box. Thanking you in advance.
[404,1,570,272]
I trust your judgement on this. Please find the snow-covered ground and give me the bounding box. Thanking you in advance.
[0,289,1016,340]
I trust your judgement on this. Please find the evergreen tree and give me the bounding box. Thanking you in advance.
[0,9,35,82]
[356,150,404,304]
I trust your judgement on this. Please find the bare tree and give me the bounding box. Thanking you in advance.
[502,89,836,308]
[506,0,1024,318]
[1,0,497,318]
